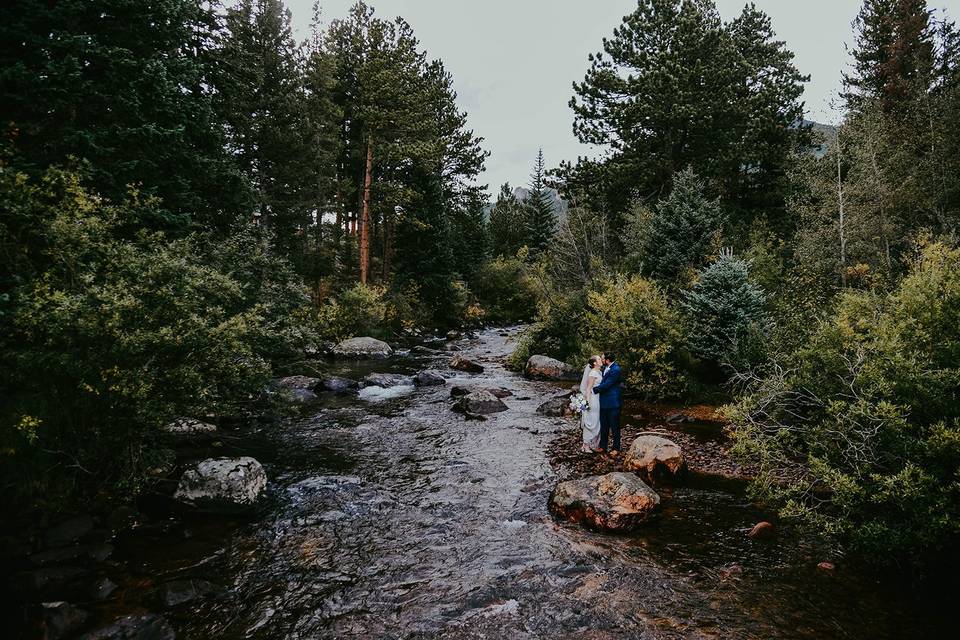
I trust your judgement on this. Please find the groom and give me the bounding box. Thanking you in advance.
[592,352,623,455]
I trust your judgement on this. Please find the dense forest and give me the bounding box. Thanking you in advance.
[2,0,959,569]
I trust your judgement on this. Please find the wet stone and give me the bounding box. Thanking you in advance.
[362,373,415,388]
[748,521,776,540]
[158,578,220,607]
[29,543,113,566]
[78,614,175,640]
[332,336,393,359]
[162,418,217,437]
[318,376,360,394]
[174,456,267,512]
[273,375,321,391]
[524,355,579,381]
[450,385,471,397]
[414,370,446,386]
[453,390,508,415]
[536,397,572,417]
[39,601,89,640]
[17,566,89,593]
[450,354,484,373]
[87,577,119,601]
[622,435,686,482]
[549,472,661,532]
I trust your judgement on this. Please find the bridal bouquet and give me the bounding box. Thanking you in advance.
[569,393,588,415]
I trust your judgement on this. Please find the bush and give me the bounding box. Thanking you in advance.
[581,275,686,398]
[0,166,312,509]
[681,252,769,371]
[316,283,393,341]
[472,256,537,324]
[727,241,960,561]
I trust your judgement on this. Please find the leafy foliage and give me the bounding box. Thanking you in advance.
[727,241,960,559]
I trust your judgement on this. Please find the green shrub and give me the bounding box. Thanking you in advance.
[472,256,537,324]
[581,275,686,398]
[727,241,960,561]
[0,166,312,508]
[316,283,393,341]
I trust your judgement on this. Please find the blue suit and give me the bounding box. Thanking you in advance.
[593,362,623,451]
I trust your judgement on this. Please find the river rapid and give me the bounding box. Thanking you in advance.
[65,327,953,638]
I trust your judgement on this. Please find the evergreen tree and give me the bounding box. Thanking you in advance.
[487,184,527,258]
[844,0,935,114]
[631,168,725,286]
[450,191,489,282]
[525,149,556,254]
[569,0,807,223]
[681,251,768,369]
[0,0,247,231]
[217,0,312,253]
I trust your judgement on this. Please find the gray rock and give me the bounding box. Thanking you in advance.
[450,355,484,373]
[87,577,118,600]
[666,412,695,424]
[317,376,359,394]
[40,602,88,640]
[158,579,219,607]
[487,387,513,398]
[362,373,415,388]
[273,375,321,390]
[174,457,267,512]
[283,387,319,404]
[454,390,508,415]
[43,515,94,548]
[332,336,393,359]
[549,472,660,532]
[524,355,579,381]
[79,614,175,640]
[622,435,686,481]
[536,397,572,417]
[162,418,217,437]
[414,370,446,386]
[450,385,471,397]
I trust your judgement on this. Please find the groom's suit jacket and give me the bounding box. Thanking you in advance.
[593,362,623,409]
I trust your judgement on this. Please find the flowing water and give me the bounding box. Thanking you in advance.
[103,327,950,639]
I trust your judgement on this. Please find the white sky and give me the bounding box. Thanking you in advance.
[288,0,959,194]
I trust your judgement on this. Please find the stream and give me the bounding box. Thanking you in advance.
[35,327,954,638]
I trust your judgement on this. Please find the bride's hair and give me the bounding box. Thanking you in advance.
[588,356,600,368]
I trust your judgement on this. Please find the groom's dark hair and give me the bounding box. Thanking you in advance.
[603,352,616,363]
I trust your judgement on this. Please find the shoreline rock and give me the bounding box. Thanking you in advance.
[453,390,508,415]
[174,457,267,512]
[622,435,686,482]
[524,355,579,381]
[332,336,393,359]
[549,472,660,532]
[450,355,484,373]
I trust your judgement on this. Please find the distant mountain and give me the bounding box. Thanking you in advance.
[803,119,838,159]
[481,184,569,222]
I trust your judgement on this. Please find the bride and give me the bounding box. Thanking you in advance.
[579,355,603,452]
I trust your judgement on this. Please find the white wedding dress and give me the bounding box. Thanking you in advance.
[580,365,602,452]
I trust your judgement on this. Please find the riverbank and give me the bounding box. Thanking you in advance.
[4,327,954,639]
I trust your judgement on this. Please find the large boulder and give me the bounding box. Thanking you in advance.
[524,355,579,381]
[162,418,217,438]
[622,435,686,481]
[549,472,660,532]
[362,373,415,388]
[332,336,393,359]
[273,375,321,390]
[40,601,89,640]
[453,390,508,415]
[537,396,573,417]
[174,457,267,512]
[414,370,446,386]
[317,376,359,395]
[450,355,484,373]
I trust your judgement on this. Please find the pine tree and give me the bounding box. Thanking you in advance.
[681,251,768,369]
[569,0,806,223]
[217,0,312,253]
[487,184,527,258]
[633,168,725,286]
[525,149,556,254]
[844,0,935,114]
[0,0,247,231]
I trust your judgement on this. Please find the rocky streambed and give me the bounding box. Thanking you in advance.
[4,327,954,639]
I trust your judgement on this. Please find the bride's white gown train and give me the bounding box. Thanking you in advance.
[580,365,602,452]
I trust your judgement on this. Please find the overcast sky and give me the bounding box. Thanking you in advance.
[287,0,955,194]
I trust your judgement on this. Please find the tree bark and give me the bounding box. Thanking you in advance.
[360,135,374,284]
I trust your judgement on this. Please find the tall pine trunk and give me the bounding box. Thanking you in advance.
[360,135,373,284]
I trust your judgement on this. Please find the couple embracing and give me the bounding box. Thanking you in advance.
[579,352,623,455]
